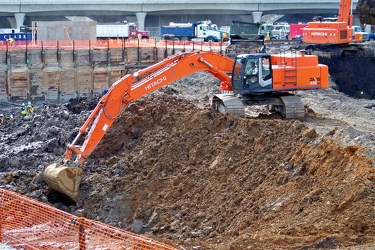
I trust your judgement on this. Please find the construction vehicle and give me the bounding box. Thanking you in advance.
[300,0,375,58]
[160,20,228,42]
[97,22,150,39]
[302,0,361,45]
[289,23,307,40]
[43,50,328,200]
[229,21,279,44]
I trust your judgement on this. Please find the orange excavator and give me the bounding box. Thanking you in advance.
[301,0,369,58]
[302,0,362,45]
[43,50,328,200]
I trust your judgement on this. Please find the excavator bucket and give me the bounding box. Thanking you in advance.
[43,161,83,201]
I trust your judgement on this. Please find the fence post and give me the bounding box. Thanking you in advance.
[164,40,167,58]
[137,39,141,65]
[0,203,3,242]
[153,39,158,62]
[172,39,175,55]
[77,209,86,250]
[107,39,111,67]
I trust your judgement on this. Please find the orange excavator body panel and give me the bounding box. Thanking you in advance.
[270,53,329,90]
[302,0,357,45]
[302,21,353,44]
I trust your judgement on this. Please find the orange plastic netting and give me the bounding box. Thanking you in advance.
[0,188,177,250]
[0,39,229,51]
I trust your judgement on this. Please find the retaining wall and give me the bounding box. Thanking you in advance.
[0,39,227,102]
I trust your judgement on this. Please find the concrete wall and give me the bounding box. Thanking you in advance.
[36,21,97,41]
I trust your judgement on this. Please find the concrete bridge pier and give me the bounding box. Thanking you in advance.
[14,13,26,29]
[7,17,17,29]
[136,12,147,31]
[252,11,263,23]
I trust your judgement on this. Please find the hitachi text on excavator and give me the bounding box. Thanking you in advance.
[302,0,373,57]
[43,50,328,200]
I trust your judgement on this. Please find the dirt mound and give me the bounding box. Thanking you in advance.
[2,91,374,249]
[72,94,374,249]
[0,68,375,249]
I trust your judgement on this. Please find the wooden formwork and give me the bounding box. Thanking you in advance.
[0,40,227,101]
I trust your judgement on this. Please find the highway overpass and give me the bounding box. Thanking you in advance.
[0,0,362,37]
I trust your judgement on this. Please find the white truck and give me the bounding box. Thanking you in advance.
[272,24,290,40]
[352,25,369,41]
[96,22,150,39]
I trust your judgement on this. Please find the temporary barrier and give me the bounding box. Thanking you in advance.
[0,188,177,250]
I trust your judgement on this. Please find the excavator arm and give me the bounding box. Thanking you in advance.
[43,51,234,200]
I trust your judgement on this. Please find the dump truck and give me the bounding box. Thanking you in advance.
[160,20,228,42]
[229,21,279,44]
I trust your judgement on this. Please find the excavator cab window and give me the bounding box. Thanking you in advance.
[232,57,244,91]
[232,54,273,94]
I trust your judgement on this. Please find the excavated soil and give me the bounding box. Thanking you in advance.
[1,52,375,249]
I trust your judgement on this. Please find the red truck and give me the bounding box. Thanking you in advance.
[289,23,307,40]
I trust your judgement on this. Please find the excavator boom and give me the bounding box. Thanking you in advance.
[43,51,234,200]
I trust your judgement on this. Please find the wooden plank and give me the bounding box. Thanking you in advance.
[43,68,60,100]
[9,69,28,100]
[29,68,44,99]
[76,66,92,96]
[93,67,109,95]
[0,66,7,101]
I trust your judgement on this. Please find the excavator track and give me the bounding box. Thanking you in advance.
[211,94,245,118]
[273,95,305,119]
[212,94,305,120]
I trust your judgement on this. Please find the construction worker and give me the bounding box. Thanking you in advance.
[265,31,270,41]
[21,103,27,117]
[7,37,14,45]
[251,62,258,75]
[42,101,49,110]
[0,114,3,125]
[27,102,34,116]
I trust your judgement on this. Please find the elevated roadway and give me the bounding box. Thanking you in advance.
[0,0,361,35]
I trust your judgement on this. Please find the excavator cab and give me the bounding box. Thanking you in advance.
[232,54,273,95]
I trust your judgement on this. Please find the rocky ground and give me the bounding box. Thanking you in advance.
[1,49,375,249]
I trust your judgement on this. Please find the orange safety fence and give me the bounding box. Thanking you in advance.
[0,38,229,51]
[0,188,177,250]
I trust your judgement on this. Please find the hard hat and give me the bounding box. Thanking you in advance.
[0,114,3,117]
[22,103,25,106]
[42,101,46,104]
